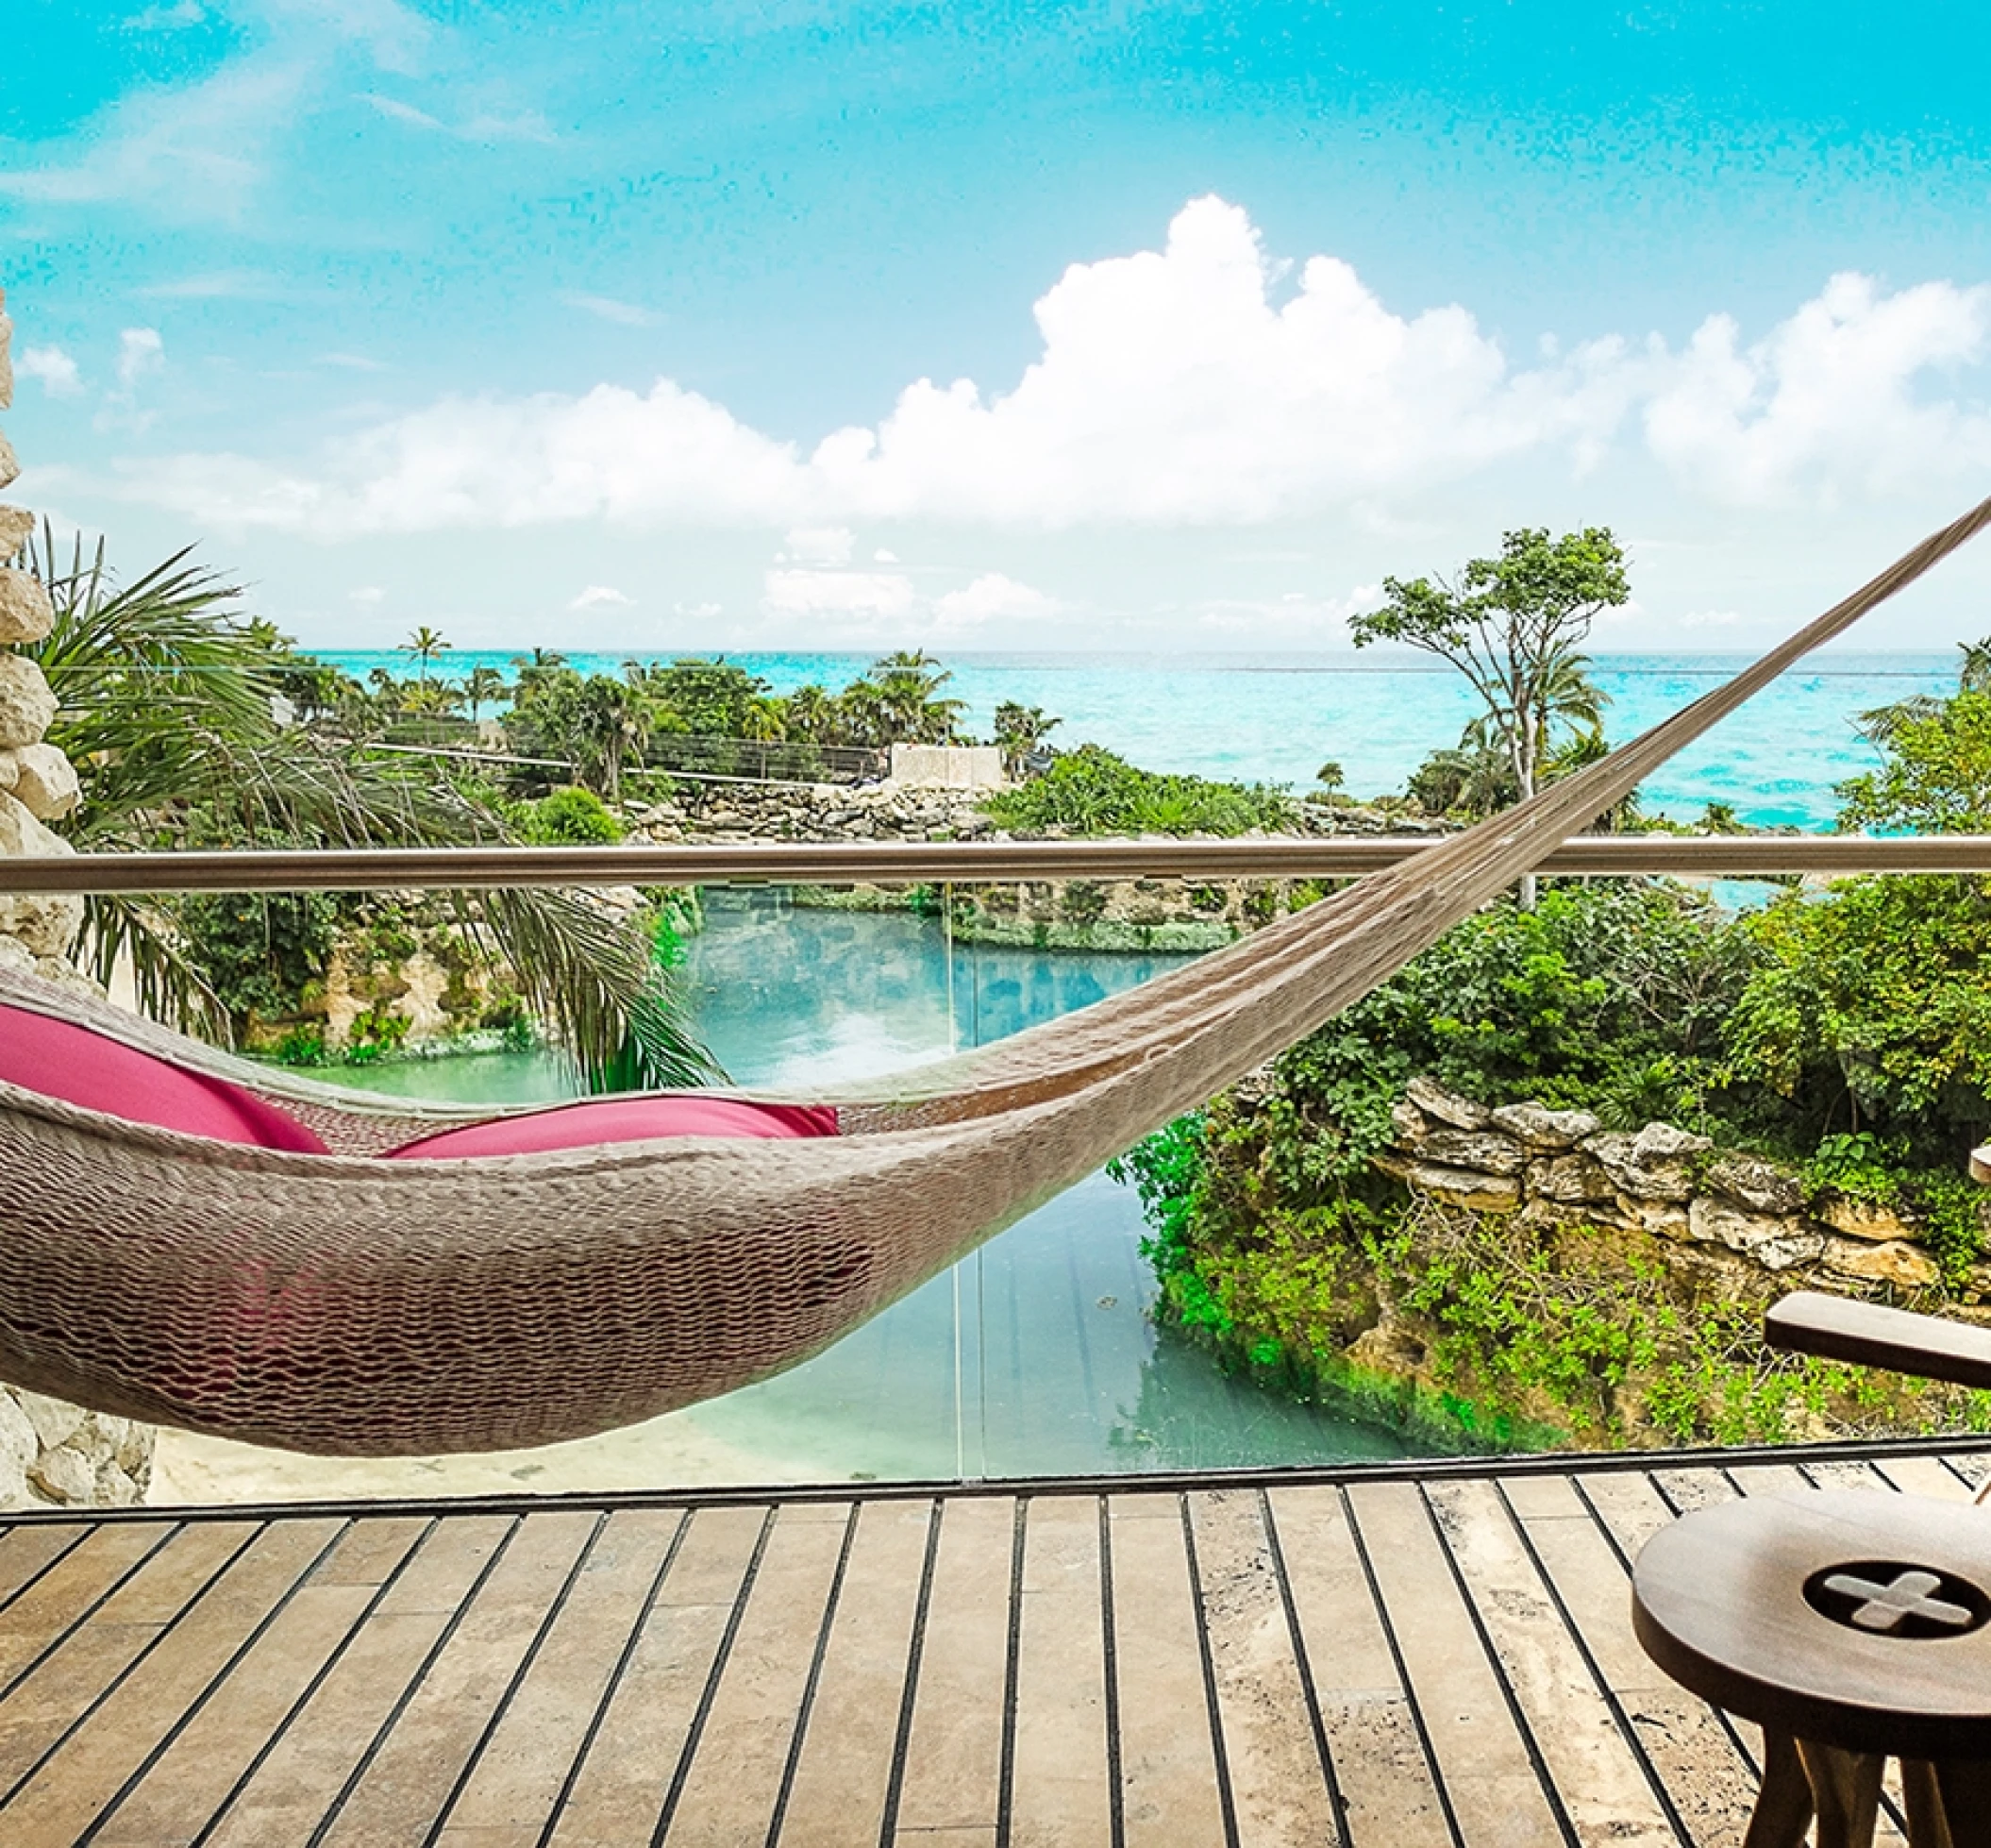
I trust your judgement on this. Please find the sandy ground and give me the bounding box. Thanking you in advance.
[148,1408,828,1506]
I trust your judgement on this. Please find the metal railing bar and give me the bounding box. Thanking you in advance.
[8,834,1991,895]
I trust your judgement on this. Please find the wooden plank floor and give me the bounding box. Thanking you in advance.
[0,1440,1984,1846]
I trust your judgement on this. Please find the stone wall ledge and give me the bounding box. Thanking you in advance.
[1386,1075,1954,1299]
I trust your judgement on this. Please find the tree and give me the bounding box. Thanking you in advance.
[865,650,965,744]
[573,675,649,803]
[403,625,452,682]
[25,528,711,1088]
[463,665,510,725]
[1352,527,1629,899]
[994,702,1062,778]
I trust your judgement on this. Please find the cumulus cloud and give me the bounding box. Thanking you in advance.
[17,346,84,398]
[117,328,164,389]
[761,569,917,620]
[92,197,1991,535]
[348,584,383,603]
[930,573,1059,634]
[780,526,854,567]
[569,584,632,610]
[1644,273,1991,504]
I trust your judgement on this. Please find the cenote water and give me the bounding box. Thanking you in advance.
[324,893,1421,1484]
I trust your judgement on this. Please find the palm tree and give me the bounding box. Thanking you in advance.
[463,665,510,726]
[574,676,650,804]
[868,650,966,744]
[25,527,712,1087]
[994,702,1062,777]
[403,625,452,683]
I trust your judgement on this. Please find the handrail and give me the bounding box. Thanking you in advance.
[7,834,1991,893]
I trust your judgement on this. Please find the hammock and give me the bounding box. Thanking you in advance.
[1,497,1987,1457]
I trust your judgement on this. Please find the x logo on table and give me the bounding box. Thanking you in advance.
[1821,1568,1975,1634]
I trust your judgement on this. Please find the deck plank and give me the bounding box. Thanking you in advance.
[0,1445,1983,1844]
[659,1503,854,1844]
[316,1510,599,1846]
[544,1503,766,1847]
[0,1518,340,1845]
[891,1497,1013,1837]
[442,1508,683,1838]
[777,1498,932,1848]
[1188,1488,1338,1848]
[1426,1477,1673,1845]
[1106,1494,1228,1848]
[1264,1485,1450,1847]
[1008,1496,1112,1848]
[1343,1479,1565,1847]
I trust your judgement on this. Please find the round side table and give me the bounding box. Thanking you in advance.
[1633,1489,1991,1848]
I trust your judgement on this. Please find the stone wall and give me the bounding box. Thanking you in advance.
[1383,1076,1951,1300]
[629,781,1451,951]
[0,290,156,1508]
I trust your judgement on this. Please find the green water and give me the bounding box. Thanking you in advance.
[330,891,1417,1480]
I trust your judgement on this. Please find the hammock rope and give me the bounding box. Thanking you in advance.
[2,494,1987,1456]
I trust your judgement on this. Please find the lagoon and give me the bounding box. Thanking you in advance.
[154,895,1417,1504]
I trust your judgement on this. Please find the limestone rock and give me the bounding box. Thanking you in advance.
[13,1390,84,1453]
[1706,1154,1804,1218]
[1491,1101,1598,1149]
[0,934,32,979]
[0,432,16,493]
[1633,1121,1714,1162]
[1389,1097,1430,1144]
[1586,1131,1698,1202]
[1627,1198,1692,1240]
[1404,1076,1490,1131]
[0,1392,37,1489]
[0,508,26,561]
[1530,1152,1617,1204]
[8,742,77,820]
[0,751,13,795]
[29,1444,95,1505]
[1376,1154,1520,1211]
[0,653,56,748]
[1688,1197,1824,1269]
[0,787,63,857]
[0,567,52,645]
[1818,1195,1917,1244]
[1417,1128,1528,1176]
[0,793,82,956]
[1822,1237,1940,1291]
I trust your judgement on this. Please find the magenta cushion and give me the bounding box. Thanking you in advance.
[0,1002,329,1153]
[383,1094,839,1160]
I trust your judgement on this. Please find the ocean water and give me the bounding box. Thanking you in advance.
[326,647,1961,830]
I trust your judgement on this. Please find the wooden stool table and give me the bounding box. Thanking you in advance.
[1633,1490,1991,1847]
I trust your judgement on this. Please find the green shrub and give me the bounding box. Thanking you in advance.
[521,785,625,845]
[980,744,1296,837]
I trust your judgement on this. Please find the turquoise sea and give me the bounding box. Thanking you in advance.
[327,647,1963,829]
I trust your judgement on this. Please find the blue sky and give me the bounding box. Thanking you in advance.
[5,0,1991,652]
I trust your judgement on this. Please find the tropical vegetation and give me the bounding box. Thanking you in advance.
[21,529,711,1086]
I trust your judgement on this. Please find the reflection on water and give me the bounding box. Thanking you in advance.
[332,891,1419,1480]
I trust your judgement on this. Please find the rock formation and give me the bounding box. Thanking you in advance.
[0,289,156,1507]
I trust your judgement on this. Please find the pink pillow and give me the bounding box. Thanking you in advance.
[0,1002,329,1153]
[384,1094,839,1160]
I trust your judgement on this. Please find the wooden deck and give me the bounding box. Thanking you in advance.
[0,1441,1985,1846]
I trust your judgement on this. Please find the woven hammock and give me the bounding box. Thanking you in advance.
[2,497,1987,1457]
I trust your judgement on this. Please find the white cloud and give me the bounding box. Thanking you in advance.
[1644,273,1991,504]
[318,351,389,372]
[124,1,209,30]
[559,292,658,328]
[348,584,383,603]
[569,584,632,610]
[930,573,1059,634]
[17,346,84,398]
[761,569,917,619]
[138,269,294,300]
[365,92,554,143]
[1191,582,1386,638]
[86,197,1991,537]
[782,526,854,567]
[116,328,164,390]
[874,547,899,563]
